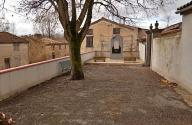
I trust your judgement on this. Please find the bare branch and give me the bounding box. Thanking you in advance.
[79,0,94,42]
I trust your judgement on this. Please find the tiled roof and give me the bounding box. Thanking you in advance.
[0,32,28,44]
[91,17,137,30]
[177,1,192,11]
[161,22,182,35]
[41,38,68,45]
[176,1,192,14]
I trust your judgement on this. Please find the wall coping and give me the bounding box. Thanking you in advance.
[0,51,95,75]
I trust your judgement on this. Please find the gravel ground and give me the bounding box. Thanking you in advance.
[0,65,192,125]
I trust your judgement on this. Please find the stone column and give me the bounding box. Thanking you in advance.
[144,21,161,67]
[144,24,153,66]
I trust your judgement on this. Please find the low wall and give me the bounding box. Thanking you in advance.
[81,51,96,63]
[151,32,192,93]
[139,43,146,62]
[0,52,95,100]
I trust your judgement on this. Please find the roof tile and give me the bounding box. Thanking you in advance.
[0,32,28,44]
[177,1,192,11]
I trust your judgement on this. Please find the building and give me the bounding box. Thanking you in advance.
[24,36,69,63]
[24,36,47,63]
[0,32,69,70]
[0,32,29,70]
[81,17,147,61]
[42,38,69,60]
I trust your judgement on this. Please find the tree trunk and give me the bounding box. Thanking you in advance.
[69,37,84,80]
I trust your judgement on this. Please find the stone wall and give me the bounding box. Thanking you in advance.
[0,43,29,70]
[45,44,69,60]
[26,37,69,63]
[26,37,47,63]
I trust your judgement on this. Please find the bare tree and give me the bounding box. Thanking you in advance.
[33,11,59,38]
[0,16,10,32]
[2,0,175,80]
[0,12,16,34]
[0,0,6,10]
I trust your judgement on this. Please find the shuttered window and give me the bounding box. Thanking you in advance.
[113,28,120,34]
[86,36,93,47]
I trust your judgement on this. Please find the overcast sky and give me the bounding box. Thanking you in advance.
[0,0,191,35]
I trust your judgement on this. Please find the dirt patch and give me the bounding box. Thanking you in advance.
[175,86,192,107]
[0,65,192,125]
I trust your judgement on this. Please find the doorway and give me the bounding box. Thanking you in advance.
[4,58,11,69]
[111,35,123,59]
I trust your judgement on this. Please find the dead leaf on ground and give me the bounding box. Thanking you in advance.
[160,79,178,88]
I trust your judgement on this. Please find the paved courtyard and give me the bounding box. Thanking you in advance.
[0,65,192,125]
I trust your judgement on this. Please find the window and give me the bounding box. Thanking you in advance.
[87,29,93,35]
[113,28,120,34]
[13,43,20,51]
[86,29,93,48]
[86,36,93,47]
[4,58,10,69]
[52,52,55,59]
[59,45,62,50]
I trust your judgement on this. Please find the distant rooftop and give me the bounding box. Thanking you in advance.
[176,1,192,14]
[161,22,182,35]
[91,17,143,30]
[0,32,28,44]
[42,38,68,45]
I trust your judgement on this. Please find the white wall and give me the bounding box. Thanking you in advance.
[139,43,146,62]
[151,34,181,82]
[0,52,95,100]
[81,52,95,63]
[151,17,192,93]
[178,13,192,92]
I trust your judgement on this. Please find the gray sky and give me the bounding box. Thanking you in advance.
[144,0,191,27]
[0,0,191,35]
